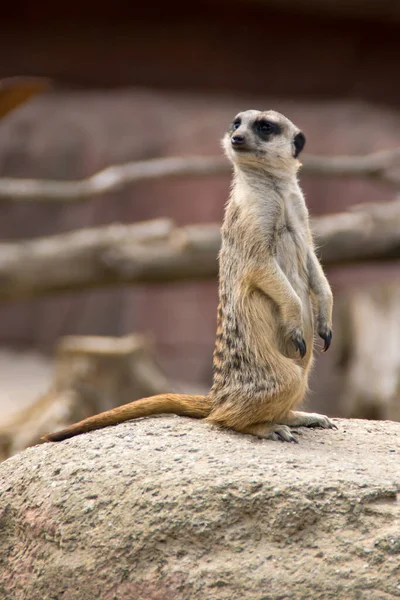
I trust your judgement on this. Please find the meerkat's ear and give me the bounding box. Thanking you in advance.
[293,132,306,158]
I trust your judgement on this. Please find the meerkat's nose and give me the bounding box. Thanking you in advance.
[231,134,246,146]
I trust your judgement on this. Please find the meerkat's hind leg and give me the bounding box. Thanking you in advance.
[239,422,299,443]
[278,411,337,430]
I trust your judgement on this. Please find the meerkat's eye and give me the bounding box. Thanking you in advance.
[259,121,273,134]
[256,119,280,136]
[232,119,241,130]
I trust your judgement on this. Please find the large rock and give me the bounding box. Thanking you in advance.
[0,416,399,599]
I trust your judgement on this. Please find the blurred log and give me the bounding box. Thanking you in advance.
[311,199,400,263]
[1,146,400,202]
[0,219,221,301]
[304,148,400,187]
[1,199,400,302]
[335,282,400,422]
[0,156,229,202]
[0,333,207,460]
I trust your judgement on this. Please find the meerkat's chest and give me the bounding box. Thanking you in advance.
[275,197,309,278]
[277,196,306,240]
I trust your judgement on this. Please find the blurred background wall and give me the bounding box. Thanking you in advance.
[1,0,400,418]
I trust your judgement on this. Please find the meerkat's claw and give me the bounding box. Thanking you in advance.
[277,411,337,431]
[319,328,332,352]
[303,413,337,429]
[290,329,307,358]
[268,425,298,443]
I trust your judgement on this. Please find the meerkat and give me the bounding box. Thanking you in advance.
[43,109,335,444]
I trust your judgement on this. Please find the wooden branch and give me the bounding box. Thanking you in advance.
[0,156,230,202]
[0,77,50,121]
[311,199,400,264]
[303,148,400,186]
[0,218,221,301]
[1,198,400,302]
[1,147,400,202]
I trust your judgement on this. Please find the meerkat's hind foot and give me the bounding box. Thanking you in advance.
[281,411,338,430]
[238,422,298,442]
[301,412,337,429]
[266,424,298,443]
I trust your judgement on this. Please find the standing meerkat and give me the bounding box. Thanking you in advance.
[43,109,335,444]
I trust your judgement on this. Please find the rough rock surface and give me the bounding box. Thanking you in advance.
[0,416,399,600]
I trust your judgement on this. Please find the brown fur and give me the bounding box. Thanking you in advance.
[43,109,335,444]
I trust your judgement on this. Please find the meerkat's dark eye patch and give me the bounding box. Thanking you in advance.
[254,119,281,137]
[293,132,306,158]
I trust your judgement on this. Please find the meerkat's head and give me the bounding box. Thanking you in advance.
[222,109,306,177]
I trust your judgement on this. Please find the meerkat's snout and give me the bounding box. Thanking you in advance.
[231,133,247,149]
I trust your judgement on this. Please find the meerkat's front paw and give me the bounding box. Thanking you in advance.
[288,327,307,358]
[317,319,332,352]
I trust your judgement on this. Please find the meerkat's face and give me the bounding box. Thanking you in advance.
[222,109,306,175]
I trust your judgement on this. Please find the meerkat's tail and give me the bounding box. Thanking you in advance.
[42,394,211,442]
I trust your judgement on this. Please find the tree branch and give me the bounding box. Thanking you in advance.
[303,148,400,186]
[0,147,400,202]
[0,219,221,301]
[0,77,51,121]
[312,199,400,264]
[1,199,400,302]
[0,156,230,202]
